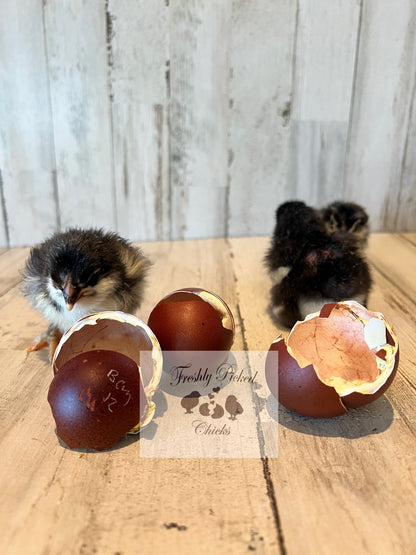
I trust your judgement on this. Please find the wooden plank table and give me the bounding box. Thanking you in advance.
[0,234,415,554]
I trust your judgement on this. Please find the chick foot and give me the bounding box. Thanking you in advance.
[28,326,63,362]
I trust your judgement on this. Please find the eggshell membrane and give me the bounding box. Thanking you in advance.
[342,326,399,408]
[266,301,399,417]
[48,350,147,450]
[52,311,163,431]
[147,288,235,372]
[288,304,379,395]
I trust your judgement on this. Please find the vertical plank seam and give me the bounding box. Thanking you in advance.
[154,105,164,240]
[41,0,61,232]
[224,173,231,239]
[224,4,232,239]
[166,5,173,240]
[105,0,118,232]
[225,97,230,238]
[226,238,287,554]
[285,0,300,196]
[393,69,416,230]
[289,0,300,121]
[342,0,363,198]
[0,169,10,247]
[224,128,230,239]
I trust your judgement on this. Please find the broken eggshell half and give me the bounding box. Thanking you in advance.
[48,349,148,451]
[50,311,163,449]
[265,301,399,418]
[147,287,235,375]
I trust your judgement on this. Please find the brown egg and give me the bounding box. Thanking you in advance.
[265,301,399,417]
[48,350,147,451]
[50,311,163,449]
[147,288,235,373]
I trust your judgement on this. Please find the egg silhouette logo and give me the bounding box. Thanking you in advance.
[180,387,244,424]
[199,397,224,419]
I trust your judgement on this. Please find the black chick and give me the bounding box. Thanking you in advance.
[22,228,151,358]
[265,201,372,328]
[321,201,369,250]
[264,201,326,285]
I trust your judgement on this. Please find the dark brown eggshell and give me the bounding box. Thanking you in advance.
[266,301,399,418]
[147,288,235,372]
[265,338,347,418]
[48,350,147,451]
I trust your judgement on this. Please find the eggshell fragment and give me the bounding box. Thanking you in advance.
[147,287,235,372]
[266,301,399,417]
[52,311,163,433]
[48,350,147,451]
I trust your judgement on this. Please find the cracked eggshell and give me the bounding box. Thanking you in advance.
[147,288,235,372]
[48,350,147,451]
[52,311,163,434]
[265,301,399,418]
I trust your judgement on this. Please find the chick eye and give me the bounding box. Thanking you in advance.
[79,268,101,288]
[349,219,361,232]
[86,273,100,287]
[51,278,63,291]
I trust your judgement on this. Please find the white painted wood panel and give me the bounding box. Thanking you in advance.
[0,0,58,247]
[227,0,296,238]
[286,0,360,207]
[109,0,170,240]
[0,0,415,247]
[43,0,116,231]
[393,80,416,231]
[293,0,360,122]
[112,103,170,240]
[344,0,416,231]
[169,0,230,239]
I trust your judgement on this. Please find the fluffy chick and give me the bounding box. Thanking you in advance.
[265,201,372,328]
[321,200,370,250]
[264,201,326,285]
[22,228,151,358]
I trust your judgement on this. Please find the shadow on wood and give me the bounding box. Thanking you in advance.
[266,394,394,439]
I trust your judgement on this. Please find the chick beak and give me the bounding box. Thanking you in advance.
[63,281,79,311]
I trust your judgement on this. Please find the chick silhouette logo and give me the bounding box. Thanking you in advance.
[169,357,252,438]
[180,386,244,436]
[181,391,201,414]
[224,395,244,420]
[139,350,279,459]
[181,388,244,420]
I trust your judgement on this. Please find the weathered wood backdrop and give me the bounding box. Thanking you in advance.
[0,0,415,247]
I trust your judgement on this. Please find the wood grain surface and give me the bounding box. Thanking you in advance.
[0,234,415,554]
